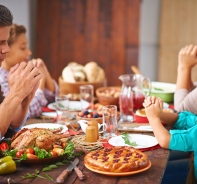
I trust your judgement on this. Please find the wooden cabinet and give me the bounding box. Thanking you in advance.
[35,0,140,86]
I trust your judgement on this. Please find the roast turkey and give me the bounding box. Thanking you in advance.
[11,128,70,151]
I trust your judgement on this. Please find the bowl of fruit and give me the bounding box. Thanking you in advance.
[76,110,103,124]
[96,86,121,107]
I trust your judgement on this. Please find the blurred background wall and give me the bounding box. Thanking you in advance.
[2,0,194,85]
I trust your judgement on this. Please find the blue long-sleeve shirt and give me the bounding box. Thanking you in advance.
[169,111,197,178]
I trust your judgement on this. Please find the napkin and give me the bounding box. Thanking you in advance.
[169,104,174,109]
[138,144,161,152]
[101,139,113,148]
[68,129,83,136]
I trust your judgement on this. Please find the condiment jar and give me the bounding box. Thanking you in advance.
[88,120,99,140]
[85,124,97,142]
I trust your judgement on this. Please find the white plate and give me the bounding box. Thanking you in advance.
[22,123,68,133]
[47,101,89,111]
[118,126,153,132]
[41,112,57,117]
[41,112,76,120]
[151,82,176,93]
[108,134,158,149]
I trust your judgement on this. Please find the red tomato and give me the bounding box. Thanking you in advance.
[50,150,58,157]
[0,142,9,152]
[16,150,24,158]
[62,142,67,149]
[26,153,38,159]
[26,148,35,155]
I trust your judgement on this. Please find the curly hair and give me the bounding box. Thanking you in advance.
[0,4,13,27]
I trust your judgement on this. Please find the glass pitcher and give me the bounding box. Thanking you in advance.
[118,74,151,123]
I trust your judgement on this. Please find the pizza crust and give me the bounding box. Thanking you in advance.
[84,146,149,172]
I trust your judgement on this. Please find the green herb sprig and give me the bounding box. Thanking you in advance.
[21,169,54,182]
[122,132,138,146]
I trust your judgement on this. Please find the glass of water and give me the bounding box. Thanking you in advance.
[55,95,70,125]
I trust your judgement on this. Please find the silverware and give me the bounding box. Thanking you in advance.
[70,159,85,180]
[56,158,79,183]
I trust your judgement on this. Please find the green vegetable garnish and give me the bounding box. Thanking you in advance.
[45,174,54,182]
[58,103,65,108]
[3,149,17,157]
[21,169,44,179]
[64,141,75,159]
[34,147,51,159]
[122,132,138,146]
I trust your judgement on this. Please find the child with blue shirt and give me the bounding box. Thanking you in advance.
[143,96,197,183]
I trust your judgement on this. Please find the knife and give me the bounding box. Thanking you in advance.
[56,158,79,183]
[70,159,85,180]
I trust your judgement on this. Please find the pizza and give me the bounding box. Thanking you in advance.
[84,146,150,172]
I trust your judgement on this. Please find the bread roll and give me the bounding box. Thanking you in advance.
[84,61,105,82]
[62,62,86,82]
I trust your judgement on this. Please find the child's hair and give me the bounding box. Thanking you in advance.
[8,24,26,46]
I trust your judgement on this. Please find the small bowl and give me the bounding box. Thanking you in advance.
[134,108,174,123]
[134,109,149,123]
[96,86,121,107]
[76,110,103,124]
[58,76,107,96]
[150,82,176,103]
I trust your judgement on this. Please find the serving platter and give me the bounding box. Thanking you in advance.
[22,123,68,133]
[15,154,67,165]
[0,138,68,165]
[84,161,151,176]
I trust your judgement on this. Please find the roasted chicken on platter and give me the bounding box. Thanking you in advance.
[11,128,70,151]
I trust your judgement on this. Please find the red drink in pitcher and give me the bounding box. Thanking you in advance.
[133,93,145,111]
[119,93,145,116]
[119,94,133,116]
[118,74,151,122]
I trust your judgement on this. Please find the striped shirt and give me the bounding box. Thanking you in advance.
[0,67,59,118]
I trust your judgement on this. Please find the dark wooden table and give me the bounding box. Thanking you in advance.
[0,118,170,184]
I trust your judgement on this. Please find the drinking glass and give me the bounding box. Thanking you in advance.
[80,85,94,111]
[102,105,118,139]
[55,95,70,125]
